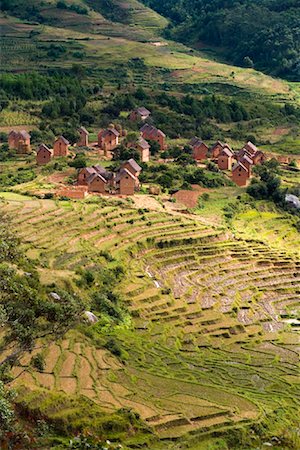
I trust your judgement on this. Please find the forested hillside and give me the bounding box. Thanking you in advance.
[141,0,300,80]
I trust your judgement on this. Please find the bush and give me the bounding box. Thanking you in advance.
[31,353,45,372]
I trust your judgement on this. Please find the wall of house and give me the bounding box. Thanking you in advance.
[37,150,51,165]
[218,155,232,170]
[232,169,249,186]
[211,145,223,159]
[88,178,107,193]
[78,133,88,147]
[193,144,208,161]
[119,176,135,195]
[53,141,68,157]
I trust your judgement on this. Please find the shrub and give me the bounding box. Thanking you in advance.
[31,353,45,372]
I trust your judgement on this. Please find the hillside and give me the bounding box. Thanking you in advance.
[1,0,300,153]
[141,0,300,80]
[0,1,300,449]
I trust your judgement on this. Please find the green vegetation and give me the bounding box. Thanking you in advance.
[142,0,300,80]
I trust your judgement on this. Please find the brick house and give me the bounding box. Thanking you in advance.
[252,150,265,165]
[8,130,18,149]
[78,126,89,147]
[129,107,151,122]
[116,168,137,195]
[189,137,209,161]
[218,146,234,170]
[209,141,225,159]
[8,130,31,153]
[53,136,70,157]
[232,162,250,186]
[135,137,150,162]
[78,165,114,190]
[140,124,166,151]
[244,141,258,155]
[238,141,265,166]
[36,144,53,165]
[240,154,253,172]
[98,128,119,154]
[87,173,108,194]
[122,158,142,178]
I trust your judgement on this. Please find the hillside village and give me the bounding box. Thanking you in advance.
[7,104,288,201]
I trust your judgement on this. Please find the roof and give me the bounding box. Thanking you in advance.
[124,158,142,173]
[237,148,251,159]
[38,144,52,154]
[220,147,233,157]
[241,154,253,165]
[93,165,113,180]
[244,141,258,154]
[189,137,206,148]
[8,130,17,136]
[210,140,224,150]
[19,130,30,139]
[87,173,107,184]
[140,123,165,139]
[102,128,119,138]
[136,107,151,116]
[115,168,136,182]
[79,126,89,135]
[56,135,70,145]
[137,137,150,149]
[232,162,249,172]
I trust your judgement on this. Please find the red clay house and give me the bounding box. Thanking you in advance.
[53,136,69,157]
[98,128,119,155]
[135,137,150,162]
[240,154,253,172]
[232,162,250,186]
[8,130,31,153]
[78,126,89,147]
[140,124,166,151]
[189,137,209,161]
[129,107,151,122]
[218,146,234,170]
[36,144,53,165]
[210,141,225,159]
[237,141,265,166]
[122,158,142,178]
[116,168,137,195]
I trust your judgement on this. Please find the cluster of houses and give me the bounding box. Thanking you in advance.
[77,158,141,196]
[188,138,266,186]
[8,109,266,190]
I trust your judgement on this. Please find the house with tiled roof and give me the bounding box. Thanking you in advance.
[53,136,70,157]
[232,161,250,186]
[217,146,234,170]
[98,128,120,155]
[36,144,53,165]
[78,126,89,147]
[129,107,151,122]
[129,136,150,162]
[209,141,225,159]
[115,168,137,195]
[188,137,209,161]
[140,124,166,151]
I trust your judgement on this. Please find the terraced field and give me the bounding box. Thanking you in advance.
[1,195,299,445]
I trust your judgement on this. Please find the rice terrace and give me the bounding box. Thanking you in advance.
[0,0,300,449]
